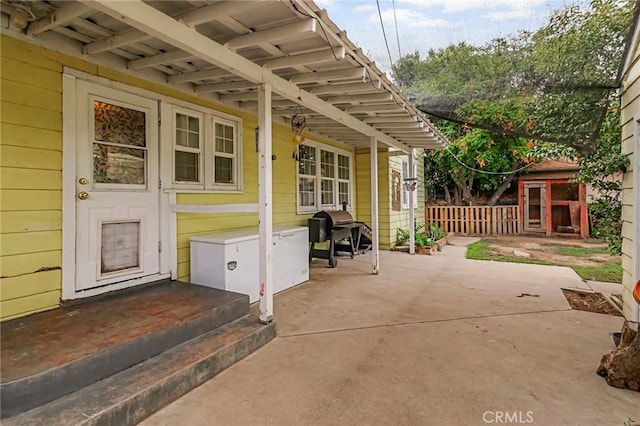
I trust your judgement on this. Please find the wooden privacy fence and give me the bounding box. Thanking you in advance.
[425,205,520,235]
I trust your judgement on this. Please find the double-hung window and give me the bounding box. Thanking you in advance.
[212,119,238,189]
[169,104,242,191]
[297,142,353,213]
[401,157,418,209]
[173,110,203,184]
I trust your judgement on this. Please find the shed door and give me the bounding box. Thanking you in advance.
[523,182,546,233]
[74,81,161,292]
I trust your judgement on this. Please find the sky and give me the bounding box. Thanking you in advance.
[315,0,590,75]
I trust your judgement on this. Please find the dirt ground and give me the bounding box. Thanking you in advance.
[562,289,623,316]
[481,235,618,267]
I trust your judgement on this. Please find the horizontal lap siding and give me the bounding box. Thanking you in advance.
[355,149,391,248]
[388,154,425,249]
[175,111,358,281]
[1,35,361,317]
[1,36,65,320]
[619,41,640,320]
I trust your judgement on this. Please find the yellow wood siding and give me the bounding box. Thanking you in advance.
[386,153,427,249]
[619,33,640,320]
[355,148,393,248]
[1,34,381,318]
[1,36,64,320]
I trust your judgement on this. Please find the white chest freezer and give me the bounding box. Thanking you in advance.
[190,226,309,302]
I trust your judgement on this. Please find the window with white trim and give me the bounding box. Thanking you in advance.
[170,104,242,191]
[402,157,418,209]
[212,119,239,189]
[297,142,353,213]
[173,110,203,184]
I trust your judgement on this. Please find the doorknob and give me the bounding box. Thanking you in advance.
[77,191,89,200]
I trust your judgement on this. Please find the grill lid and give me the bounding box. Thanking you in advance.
[312,210,354,227]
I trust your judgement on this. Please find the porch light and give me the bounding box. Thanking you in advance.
[634,279,640,304]
[8,1,34,31]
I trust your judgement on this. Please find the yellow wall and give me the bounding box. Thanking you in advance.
[620,33,640,320]
[0,35,357,319]
[387,152,426,249]
[355,148,393,248]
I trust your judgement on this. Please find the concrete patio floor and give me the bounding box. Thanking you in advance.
[142,241,640,426]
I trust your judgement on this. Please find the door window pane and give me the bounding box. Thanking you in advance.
[93,144,145,185]
[94,101,146,147]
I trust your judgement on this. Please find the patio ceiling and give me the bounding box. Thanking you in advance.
[0,0,448,151]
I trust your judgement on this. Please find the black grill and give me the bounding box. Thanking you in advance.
[308,210,369,267]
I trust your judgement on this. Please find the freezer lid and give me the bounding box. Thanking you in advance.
[190,227,260,245]
[191,225,308,244]
[272,225,308,237]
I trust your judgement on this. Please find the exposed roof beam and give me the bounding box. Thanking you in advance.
[309,82,381,95]
[84,1,260,55]
[325,93,393,104]
[195,80,256,94]
[128,50,193,70]
[289,67,365,84]
[262,47,344,70]
[169,47,344,85]
[85,0,441,151]
[364,117,418,124]
[345,104,400,113]
[168,68,232,85]
[225,19,317,50]
[219,92,259,103]
[372,122,423,129]
[27,3,91,36]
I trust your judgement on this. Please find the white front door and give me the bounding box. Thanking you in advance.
[74,81,161,292]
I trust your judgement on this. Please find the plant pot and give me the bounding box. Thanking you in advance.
[416,245,438,255]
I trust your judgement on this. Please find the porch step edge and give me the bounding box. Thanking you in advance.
[4,315,275,426]
[0,291,249,419]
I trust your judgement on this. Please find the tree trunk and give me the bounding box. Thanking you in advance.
[597,321,640,391]
[486,161,520,207]
[444,185,452,205]
[453,187,462,206]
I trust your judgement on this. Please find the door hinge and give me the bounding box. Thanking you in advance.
[158,241,162,253]
[159,179,162,189]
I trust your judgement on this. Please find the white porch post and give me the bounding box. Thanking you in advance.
[408,149,415,255]
[258,83,274,323]
[370,137,380,275]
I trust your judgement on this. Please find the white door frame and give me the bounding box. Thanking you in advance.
[62,70,171,300]
[523,182,546,233]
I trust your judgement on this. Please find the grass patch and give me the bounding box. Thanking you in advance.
[555,246,610,257]
[465,239,622,283]
[571,262,623,283]
[466,240,492,260]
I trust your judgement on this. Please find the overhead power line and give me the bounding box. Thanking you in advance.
[392,0,402,59]
[376,0,394,69]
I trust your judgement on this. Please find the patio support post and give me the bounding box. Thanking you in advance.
[370,137,380,274]
[258,83,274,323]
[408,149,415,255]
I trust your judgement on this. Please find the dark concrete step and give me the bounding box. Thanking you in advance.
[1,282,250,418]
[4,315,275,426]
